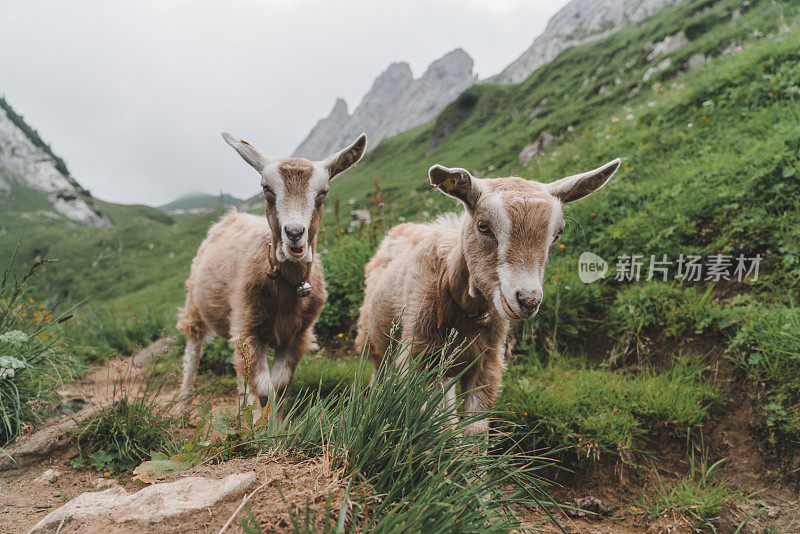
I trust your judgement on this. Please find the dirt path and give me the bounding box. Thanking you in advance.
[1,341,243,533]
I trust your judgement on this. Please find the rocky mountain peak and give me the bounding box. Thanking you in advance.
[493,0,684,84]
[423,48,473,80]
[0,97,109,226]
[292,49,475,160]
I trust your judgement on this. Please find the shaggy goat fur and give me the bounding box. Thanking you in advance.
[355,160,620,432]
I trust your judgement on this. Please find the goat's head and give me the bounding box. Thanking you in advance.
[222,132,367,263]
[428,159,620,320]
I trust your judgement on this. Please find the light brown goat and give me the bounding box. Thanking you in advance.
[177,132,367,417]
[355,159,620,433]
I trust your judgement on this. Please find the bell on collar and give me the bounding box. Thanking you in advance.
[296,281,312,297]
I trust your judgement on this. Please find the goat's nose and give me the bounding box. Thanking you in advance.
[284,224,305,242]
[515,290,541,314]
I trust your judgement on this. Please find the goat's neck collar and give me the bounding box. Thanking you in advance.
[435,248,491,328]
[267,240,313,296]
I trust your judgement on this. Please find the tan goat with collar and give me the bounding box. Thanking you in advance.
[355,159,620,433]
[177,132,367,418]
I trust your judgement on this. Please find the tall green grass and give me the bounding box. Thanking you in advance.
[134,339,557,532]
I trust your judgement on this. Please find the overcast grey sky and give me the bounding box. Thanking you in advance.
[0,0,569,206]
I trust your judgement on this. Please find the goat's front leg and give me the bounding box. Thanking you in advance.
[460,357,504,435]
[272,334,309,399]
[233,337,273,423]
[441,379,459,427]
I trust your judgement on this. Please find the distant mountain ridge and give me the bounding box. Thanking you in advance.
[493,0,684,84]
[158,192,245,214]
[0,96,109,226]
[293,49,476,160]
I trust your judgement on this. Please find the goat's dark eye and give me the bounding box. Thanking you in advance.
[552,229,563,244]
[262,186,275,198]
[315,191,328,204]
[477,221,492,234]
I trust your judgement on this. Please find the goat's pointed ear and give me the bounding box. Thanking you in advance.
[322,133,367,180]
[221,132,269,173]
[428,165,483,211]
[547,158,621,203]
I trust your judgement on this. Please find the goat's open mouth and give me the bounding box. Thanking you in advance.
[500,293,521,320]
[288,244,306,258]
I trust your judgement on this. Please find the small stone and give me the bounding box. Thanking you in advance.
[93,477,121,490]
[567,496,612,518]
[766,506,780,519]
[36,469,60,485]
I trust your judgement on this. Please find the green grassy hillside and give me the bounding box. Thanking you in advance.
[2,1,799,519]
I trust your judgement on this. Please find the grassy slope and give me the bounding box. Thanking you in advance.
[1,0,798,488]
[320,0,800,466]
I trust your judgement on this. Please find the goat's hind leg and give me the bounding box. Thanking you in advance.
[177,335,204,415]
[176,301,208,415]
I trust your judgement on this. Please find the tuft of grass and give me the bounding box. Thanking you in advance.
[271,344,555,532]
[72,385,176,473]
[637,439,741,530]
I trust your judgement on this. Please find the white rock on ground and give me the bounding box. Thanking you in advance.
[29,472,257,533]
[93,477,121,490]
[35,469,60,485]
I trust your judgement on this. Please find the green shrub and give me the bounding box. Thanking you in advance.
[316,232,378,338]
[608,283,740,355]
[0,265,74,446]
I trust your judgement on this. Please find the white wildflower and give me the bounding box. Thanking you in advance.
[0,330,29,346]
[0,355,25,379]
